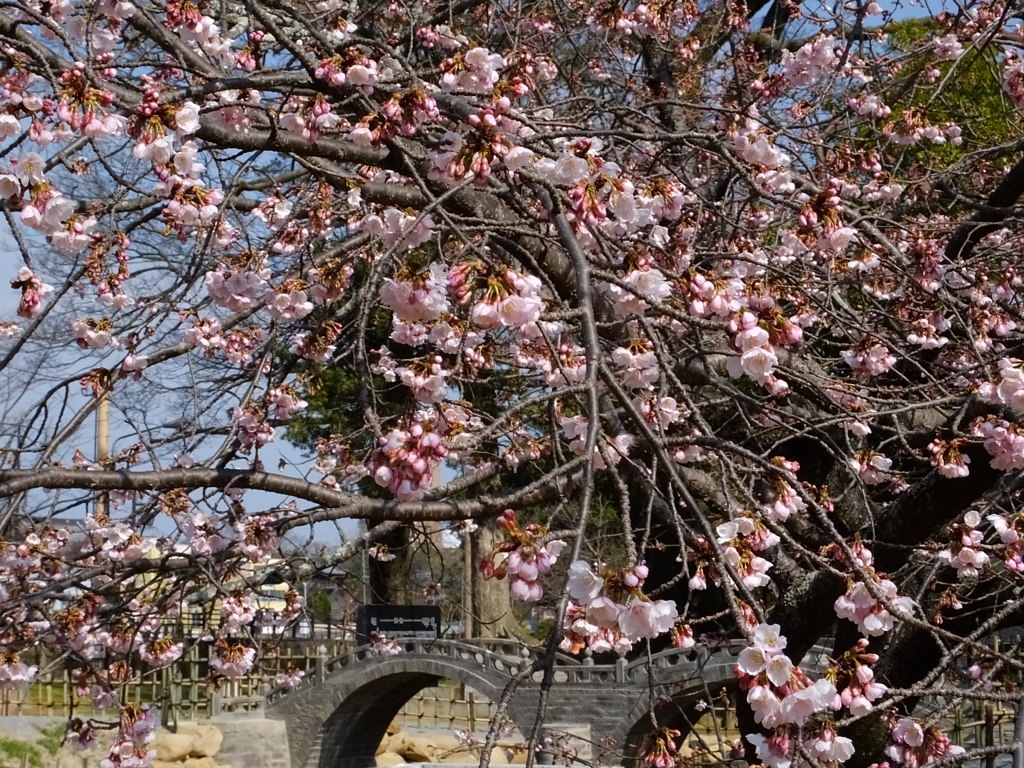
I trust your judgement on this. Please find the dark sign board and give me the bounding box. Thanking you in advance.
[356,604,441,645]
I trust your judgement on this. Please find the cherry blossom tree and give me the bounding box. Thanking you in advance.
[4,0,1024,766]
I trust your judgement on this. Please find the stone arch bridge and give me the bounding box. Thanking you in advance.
[265,638,800,768]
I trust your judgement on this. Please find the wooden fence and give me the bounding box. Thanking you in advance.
[3,638,501,732]
[1,638,351,720]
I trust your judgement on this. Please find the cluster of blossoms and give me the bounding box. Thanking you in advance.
[938,511,989,579]
[763,458,807,522]
[368,632,403,656]
[882,112,963,147]
[368,543,397,562]
[480,510,566,602]
[359,209,435,250]
[205,264,272,313]
[87,515,153,563]
[834,574,916,637]
[381,263,450,323]
[461,266,545,332]
[779,35,838,88]
[266,283,314,321]
[603,267,672,317]
[828,639,888,716]
[210,640,256,678]
[230,404,276,451]
[0,653,37,691]
[100,704,158,768]
[1004,57,1024,109]
[274,665,305,689]
[725,311,783,390]
[560,559,680,654]
[220,591,258,633]
[556,411,632,469]
[368,412,448,499]
[233,515,279,563]
[637,728,683,768]
[974,417,1024,471]
[440,47,506,92]
[689,516,778,591]
[731,111,795,193]
[179,511,230,555]
[737,624,836,729]
[290,323,341,364]
[183,321,268,367]
[737,630,895,768]
[139,636,184,668]
[315,51,378,92]
[611,340,660,389]
[979,358,1024,410]
[849,451,895,486]
[72,317,117,350]
[10,267,53,319]
[888,718,965,768]
[374,345,455,404]
[841,341,897,378]
[988,513,1024,572]
[926,438,971,479]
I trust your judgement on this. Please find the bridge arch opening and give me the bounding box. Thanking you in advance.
[319,671,443,768]
[315,667,524,768]
[622,684,742,768]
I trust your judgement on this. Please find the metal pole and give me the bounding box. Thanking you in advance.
[96,392,109,517]
[463,528,473,640]
[360,519,369,605]
[1012,692,1024,768]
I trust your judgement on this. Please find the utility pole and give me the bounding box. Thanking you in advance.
[463,528,474,639]
[96,391,109,517]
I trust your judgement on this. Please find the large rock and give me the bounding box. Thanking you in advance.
[180,725,223,758]
[388,730,413,757]
[154,732,196,762]
[422,733,463,761]
[153,754,220,768]
[397,735,436,763]
[376,751,406,766]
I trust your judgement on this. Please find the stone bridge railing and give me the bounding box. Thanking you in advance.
[263,635,784,705]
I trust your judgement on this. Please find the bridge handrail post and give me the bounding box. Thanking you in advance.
[579,651,593,682]
[615,657,627,684]
[315,644,328,684]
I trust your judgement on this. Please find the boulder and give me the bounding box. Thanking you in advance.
[153,732,196,762]
[397,735,436,763]
[388,730,412,757]
[506,745,529,765]
[421,733,464,760]
[180,725,223,758]
[376,751,407,767]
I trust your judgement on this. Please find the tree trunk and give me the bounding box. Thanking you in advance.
[367,522,413,604]
[470,523,529,640]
